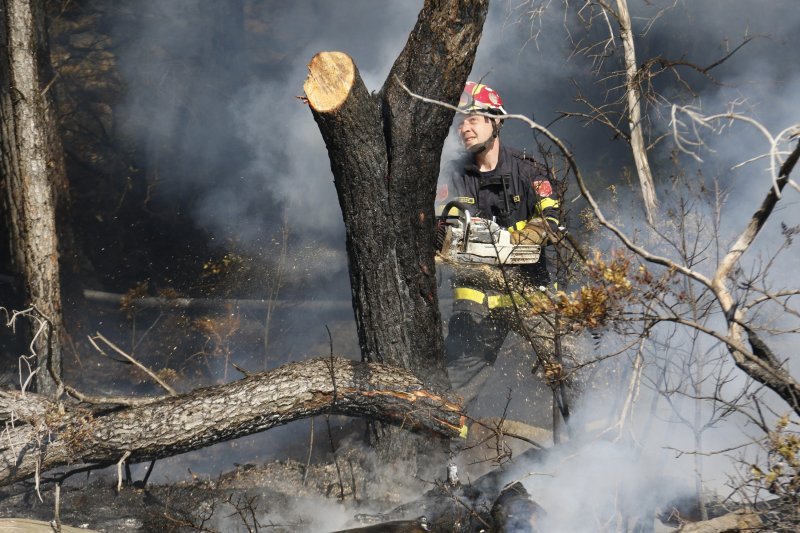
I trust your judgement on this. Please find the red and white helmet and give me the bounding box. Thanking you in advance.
[458,81,507,115]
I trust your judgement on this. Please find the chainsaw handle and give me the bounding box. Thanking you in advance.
[440,200,474,251]
[439,200,473,220]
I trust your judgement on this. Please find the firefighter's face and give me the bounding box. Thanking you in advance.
[457,115,494,150]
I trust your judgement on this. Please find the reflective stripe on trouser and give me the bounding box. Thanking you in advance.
[452,286,549,314]
[445,286,558,410]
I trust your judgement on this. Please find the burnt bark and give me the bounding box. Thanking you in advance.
[303,0,489,459]
[0,0,67,396]
[0,357,464,487]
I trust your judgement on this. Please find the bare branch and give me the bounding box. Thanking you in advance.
[401,80,800,416]
[610,0,658,223]
[89,333,177,396]
[714,140,800,300]
[397,78,715,291]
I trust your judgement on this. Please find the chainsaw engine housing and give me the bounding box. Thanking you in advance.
[438,209,541,266]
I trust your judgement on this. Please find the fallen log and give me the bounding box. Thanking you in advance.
[0,518,96,533]
[82,289,354,312]
[0,357,464,487]
[676,508,763,532]
[332,518,431,533]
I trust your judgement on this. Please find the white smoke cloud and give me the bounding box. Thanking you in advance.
[107,1,799,520]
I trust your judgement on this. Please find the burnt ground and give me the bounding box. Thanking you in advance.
[0,257,574,533]
[3,406,793,532]
[0,294,610,532]
[0,442,417,532]
[0,432,522,533]
[0,394,559,533]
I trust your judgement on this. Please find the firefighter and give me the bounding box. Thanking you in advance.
[439,81,564,410]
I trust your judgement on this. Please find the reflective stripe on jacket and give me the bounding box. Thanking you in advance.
[440,144,560,289]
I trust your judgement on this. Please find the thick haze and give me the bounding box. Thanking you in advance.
[114,0,799,272]
[109,0,800,518]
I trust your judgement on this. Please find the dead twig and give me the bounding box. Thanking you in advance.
[324,324,345,501]
[89,333,177,396]
[52,481,62,533]
[62,384,166,407]
[116,451,131,492]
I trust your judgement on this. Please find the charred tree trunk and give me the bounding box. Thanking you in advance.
[303,0,488,460]
[0,0,68,396]
[0,357,464,487]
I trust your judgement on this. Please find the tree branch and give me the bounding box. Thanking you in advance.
[714,141,800,308]
[595,0,658,222]
[0,357,464,487]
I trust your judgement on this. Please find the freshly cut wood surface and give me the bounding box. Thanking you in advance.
[304,51,355,113]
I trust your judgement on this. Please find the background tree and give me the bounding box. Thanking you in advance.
[0,0,67,395]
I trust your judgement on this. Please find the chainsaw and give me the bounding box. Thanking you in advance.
[436,200,541,266]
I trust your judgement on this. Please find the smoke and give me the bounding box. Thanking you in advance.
[114,0,422,253]
[100,0,800,524]
[110,0,799,288]
[477,340,760,532]
[109,0,800,277]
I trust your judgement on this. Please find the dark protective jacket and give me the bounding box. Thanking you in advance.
[440,144,560,289]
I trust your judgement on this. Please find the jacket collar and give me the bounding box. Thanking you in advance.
[464,143,510,176]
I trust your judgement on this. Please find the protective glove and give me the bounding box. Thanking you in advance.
[510,218,550,245]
